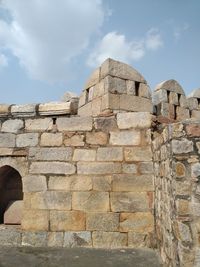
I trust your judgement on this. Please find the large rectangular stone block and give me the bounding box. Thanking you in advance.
[72,192,109,212]
[104,75,126,94]
[120,94,153,113]
[48,232,64,247]
[64,231,92,248]
[23,175,47,192]
[22,232,47,247]
[77,162,121,174]
[29,147,72,161]
[0,227,21,246]
[29,191,72,210]
[92,176,112,191]
[97,147,123,161]
[86,131,108,145]
[0,133,15,147]
[16,133,39,147]
[30,161,76,174]
[124,146,152,161]
[109,130,140,146]
[57,116,93,131]
[110,192,149,212]
[21,209,49,231]
[101,93,120,111]
[40,132,63,146]
[92,231,127,248]
[112,174,154,192]
[86,212,119,231]
[50,210,85,231]
[117,112,152,129]
[25,118,53,131]
[48,175,92,191]
[120,212,154,233]
[2,119,24,133]
[73,149,96,161]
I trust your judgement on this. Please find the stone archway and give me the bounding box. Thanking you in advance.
[0,165,23,225]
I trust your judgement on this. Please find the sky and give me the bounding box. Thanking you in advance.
[0,0,199,104]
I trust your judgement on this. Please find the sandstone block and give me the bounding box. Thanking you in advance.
[64,133,85,146]
[50,210,85,231]
[110,130,140,146]
[120,212,154,233]
[40,132,63,146]
[22,232,47,247]
[57,116,93,131]
[16,133,39,147]
[29,191,72,210]
[93,81,105,98]
[92,176,112,191]
[169,91,178,105]
[11,104,36,117]
[21,209,49,231]
[25,118,53,131]
[175,181,192,195]
[101,93,120,111]
[48,232,64,247]
[0,148,14,156]
[97,147,123,161]
[139,162,153,174]
[38,102,72,116]
[23,175,47,192]
[86,131,108,145]
[48,175,92,191]
[191,163,200,178]
[174,162,186,177]
[176,107,190,120]
[0,227,21,246]
[2,119,24,133]
[104,75,126,94]
[84,67,100,89]
[122,163,137,174]
[4,200,23,225]
[172,139,193,154]
[72,192,109,212]
[128,232,153,248]
[94,116,118,133]
[0,104,10,117]
[174,222,192,243]
[110,192,149,212]
[139,83,151,99]
[176,199,190,215]
[91,97,102,116]
[64,231,92,247]
[156,102,175,119]
[117,112,152,129]
[191,110,200,119]
[30,161,76,174]
[119,94,153,113]
[77,162,121,174]
[112,174,153,192]
[188,97,198,110]
[78,91,87,107]
[0,133,15,147]
[152,89,168,105]
[186,124,200,136]
[29,147,73,161]
[126,80,135,95]
[92,231,127,248]
[124,146,152,161]
[78,102,92,116]
[73,149,96,161]
[86,212,119,231]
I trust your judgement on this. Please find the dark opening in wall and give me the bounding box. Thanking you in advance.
[197,98,200,106]
[86,89,89,103]
[177,94,181,105]
[0,166,23,225]
[167,91,170,102]
[135,82,140,96]
[174,105,178,120]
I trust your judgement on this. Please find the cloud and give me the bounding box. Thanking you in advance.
[174,23,189,41]
[0,53,8,67]
[0,0,104,82]
[87,28,163,67]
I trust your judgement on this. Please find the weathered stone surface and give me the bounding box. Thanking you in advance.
[139,162,153,174]
[64,133,85,146]
[101,93,120,111]
[0,133,15,147]
[50,211,85,231]
[169,91,178,105]
[4,200,23,225]
[152,89,168,105]
[57,117,92,131]
[191,163,200,177]
[25,118,53,131]
[38,102,72,116]
[126,80,135,95]
[40,133,63,146]
[186,124,200,136]
[97,147,123,161]
[117,112,152,129]
[110,130,140,146]
[48,175,92,191]
[122,163,137,174]
[175,162,186,177]
[84,67,100,89]
[175,181,192,195]
[29,147,72,161]
[120,95,153,113]
[156,102,175,119]
[92,176,112,191]
[172,139,193,154]
[48,232,64,247]
[16,133,39,147]
[124,146,152,161]
[92,231,127,248]
[29,191,72,210]
[139,84,151,99]
[112,174,153,192]
[64,231,92,247]
[176,199,190,215]
[22,232,47,247]
[0,104,10,116]
[174,222,192,243]
[155,79,185,94]
[0,226,21,246]
[104,75,126,94]
[86,132,108,145]
[2,119,24,133]
[30,161,76,174]
[77,162,121,174]
[94,116,118,133]
[86,212,119,231]
[22,210,49,231]
[110,192,149,212]
[176,107,190,120]
[191,110,200,119]
[0,148,14,156]
[23,175,47,192]
[73,149,96,161]
[72,192,109,212]
[11,104,36,117]
[100,58,146,83]
[128,232,153,248]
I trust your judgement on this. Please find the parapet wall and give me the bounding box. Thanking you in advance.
[0,58,200,266]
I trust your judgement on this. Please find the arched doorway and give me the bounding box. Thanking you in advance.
[0,165,23,225]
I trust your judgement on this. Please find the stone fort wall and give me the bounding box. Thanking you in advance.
[0,58,200,266]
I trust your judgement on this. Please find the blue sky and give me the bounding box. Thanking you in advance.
[0,0,199,104]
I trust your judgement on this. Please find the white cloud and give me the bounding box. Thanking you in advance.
[0,0,104,82]
[0,53,8,67]
[87,28,163,67]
